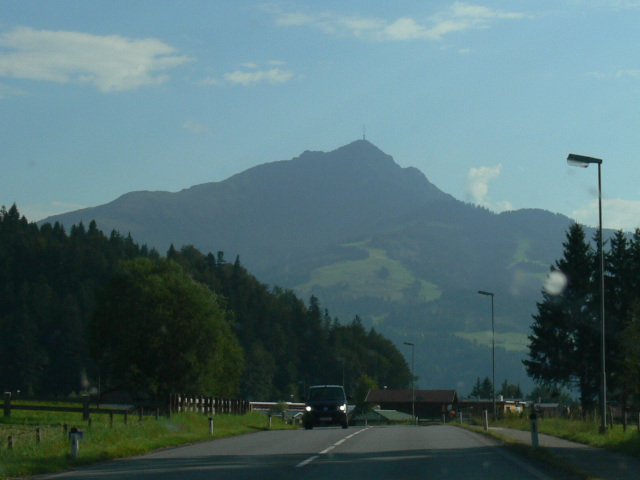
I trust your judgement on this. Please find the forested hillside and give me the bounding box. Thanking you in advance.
[0,204,411,400]
[40,140,576,392]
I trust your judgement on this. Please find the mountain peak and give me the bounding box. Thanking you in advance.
[297,139,388,162]
[331,139,389,159]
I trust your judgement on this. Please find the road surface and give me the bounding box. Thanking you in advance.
[38,425,558,480]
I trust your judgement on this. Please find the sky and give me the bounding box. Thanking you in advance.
[2,1,640,231]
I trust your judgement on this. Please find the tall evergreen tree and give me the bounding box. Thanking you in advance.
[469,376,493,398]
[524,223,599,411]
[605,230,633,403]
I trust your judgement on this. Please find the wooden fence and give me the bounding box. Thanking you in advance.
[3,391,251,422]
[3,392,135,422]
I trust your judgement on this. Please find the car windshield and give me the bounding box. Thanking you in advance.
[308,387,344,401]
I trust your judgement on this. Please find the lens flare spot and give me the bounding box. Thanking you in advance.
[543,270,567,296]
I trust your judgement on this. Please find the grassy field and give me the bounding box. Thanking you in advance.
[459,414,640,480]
[489,414,640,457]
[454,331,530,352]
[295,242,441,303]
[0,404,293,479]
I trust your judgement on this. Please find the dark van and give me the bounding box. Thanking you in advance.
[303,385,349,429]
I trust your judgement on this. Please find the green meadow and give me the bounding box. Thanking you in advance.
[0,403,293,479]
[296,242,441,303]
[454,331,530,352]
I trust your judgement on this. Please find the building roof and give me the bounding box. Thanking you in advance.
[365,389,458,404]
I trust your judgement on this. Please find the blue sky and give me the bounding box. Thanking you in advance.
[2,1,640,231]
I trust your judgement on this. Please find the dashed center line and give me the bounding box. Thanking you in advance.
[295,427,370,468]
[295,455,318,468]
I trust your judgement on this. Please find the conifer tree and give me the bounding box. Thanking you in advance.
[524,223,599,411]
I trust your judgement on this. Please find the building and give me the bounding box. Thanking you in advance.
[365,389,458,420]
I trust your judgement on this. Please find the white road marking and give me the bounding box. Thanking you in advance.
[295,427,370,468]
[295,455,318,468]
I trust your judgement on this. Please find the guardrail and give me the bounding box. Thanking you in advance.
[169,393,250,415]
[249,401,306,413]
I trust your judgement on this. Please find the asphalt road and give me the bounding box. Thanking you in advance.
[38,425,557,480]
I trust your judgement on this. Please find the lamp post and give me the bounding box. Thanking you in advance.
[404,342,415,424]
[477,290,495,419]
[567,153,606,433]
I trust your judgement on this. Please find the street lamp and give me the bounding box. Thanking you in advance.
[404,342,415,424]
[567,153,606,433]
[477,290,495,419]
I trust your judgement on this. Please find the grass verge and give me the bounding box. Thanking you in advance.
[458,415,640,480]
[492,414,640,457]
[0,405,294,479]
[457,423,597,479]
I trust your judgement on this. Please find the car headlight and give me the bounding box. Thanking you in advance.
[339,404,346,411]
[305,406,312,412]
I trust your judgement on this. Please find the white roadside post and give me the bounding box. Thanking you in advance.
[69,427,83,458]
[530,410,539,448]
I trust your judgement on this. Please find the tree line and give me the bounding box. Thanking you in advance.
[0,204,412,401]
[525,223,640,413]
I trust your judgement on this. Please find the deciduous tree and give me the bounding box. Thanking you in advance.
[91,257,243,399]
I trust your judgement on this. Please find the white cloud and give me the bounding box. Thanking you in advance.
[589,69,640,79]
[383,17,431,40]
[451,2,524,20]
[465,164,502,206]
[616,69,640,78]
[275,12,316,27]
[572,198,640,231]
[197,61,295,87]
[578,0,640,10]
[496,200,514,211]
[224,67,294,86]
[197,76,221,86]
[0,27,192,92]
[269,3,524,42]
[183,120,212,135]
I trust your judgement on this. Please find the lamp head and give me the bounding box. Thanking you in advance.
[567,153,602,167]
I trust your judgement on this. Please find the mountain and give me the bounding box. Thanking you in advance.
[42,141,453,274]
[41,140,576,394]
